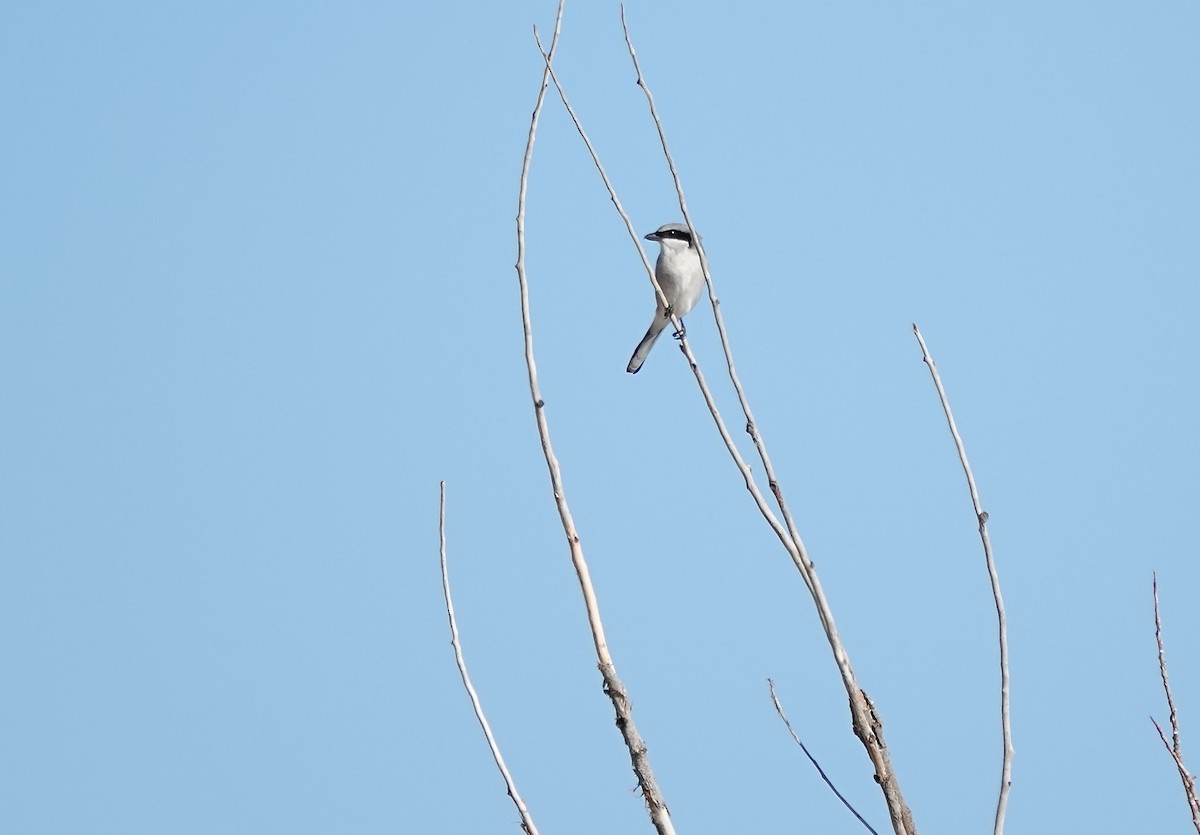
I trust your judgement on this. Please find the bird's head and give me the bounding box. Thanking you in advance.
[644,222,697,251]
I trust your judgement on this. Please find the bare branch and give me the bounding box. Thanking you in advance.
[617,5,817,595]
[768,680,879,835]
[439,483,540,835]
[1156,574,1184,758]
[531,32,801,558]
[617,8,916,833]
[1152,573,1200,833]
[912,324,1012,835]
[520,6,676,832]
[617,4,806,557]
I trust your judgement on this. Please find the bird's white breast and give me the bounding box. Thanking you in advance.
[656,243,704,317]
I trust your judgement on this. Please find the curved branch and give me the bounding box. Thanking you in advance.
[912,324,1012,835]
[1151,573,1200,833]
[518,6,676,832]
[617,7,916,833]
[769,679,879,835]
[439,483,540,835]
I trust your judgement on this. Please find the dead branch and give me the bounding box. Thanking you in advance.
[439,483,540,835]
[912,324,1012,835]
[1152,573,1200,833]
[613,8,917,832]
[519,4,676,832]
[768,679,879,835]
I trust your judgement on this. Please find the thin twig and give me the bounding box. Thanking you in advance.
[531,33,800,576]
[530,39,675,343]
[617,8,916,834]
[768,679,879,835]
[520,6,676,833]
[912,324,1012,835]
[439,483,540,835]
[617,5,811,588]
[1152,573,1200,833]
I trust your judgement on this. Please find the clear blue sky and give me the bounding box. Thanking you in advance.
[4,2,1199,833]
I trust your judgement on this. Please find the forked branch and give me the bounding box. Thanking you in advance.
[530,32,802,586]
[615,7,916,833]
[518,4,676,833]
[1151,573,1200,833]
[768,679,879,834]
[618,4,809,573]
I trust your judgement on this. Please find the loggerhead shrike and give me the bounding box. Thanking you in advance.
[626,222,705,374]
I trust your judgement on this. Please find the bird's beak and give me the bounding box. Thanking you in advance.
[644,232,658,241]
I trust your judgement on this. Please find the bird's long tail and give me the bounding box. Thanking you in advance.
[626,317,667,374]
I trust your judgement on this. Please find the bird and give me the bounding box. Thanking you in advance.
[626,222,705,374]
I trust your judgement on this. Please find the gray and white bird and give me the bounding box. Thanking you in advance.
[626,222,705,374]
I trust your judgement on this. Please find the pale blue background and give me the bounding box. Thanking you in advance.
[3,2,1199,833]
